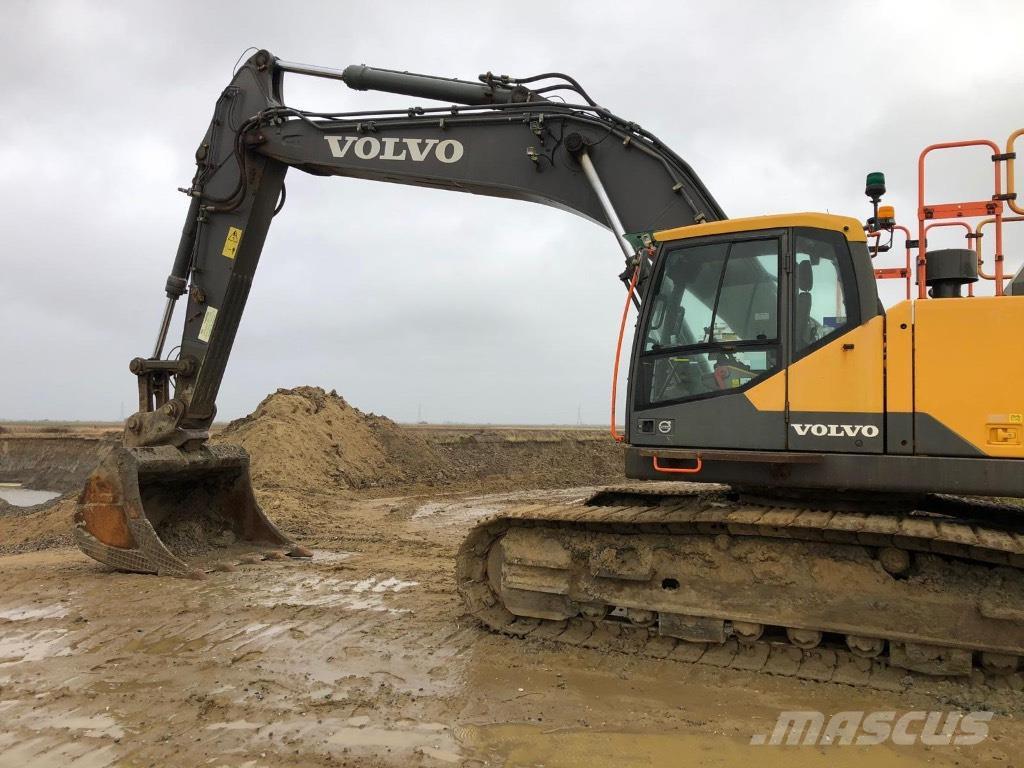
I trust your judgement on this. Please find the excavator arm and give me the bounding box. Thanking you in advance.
[133,49,723,447]
[77,49,723,577]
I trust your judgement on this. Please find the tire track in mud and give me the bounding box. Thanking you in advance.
[0,549,458,767]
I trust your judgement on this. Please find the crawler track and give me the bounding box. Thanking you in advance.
[456,484,1024,689]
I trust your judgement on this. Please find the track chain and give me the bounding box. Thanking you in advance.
[456,486,1024,691]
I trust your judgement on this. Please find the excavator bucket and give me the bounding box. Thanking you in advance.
[74,444,309,578]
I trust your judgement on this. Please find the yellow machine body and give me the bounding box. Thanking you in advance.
[625,212,1024,495]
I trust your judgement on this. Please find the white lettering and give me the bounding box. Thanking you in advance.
[324,135,358,158]
[436,139,464,163]
[750,711,824,746]
[753,709,991,747]
[406,138,439,161]
[920,711,960,747]
[325,136,465,163]
[955,711,993,746]
[856,711,896,746]
[354,137,381,159]
[790,422,880,439]
[379,137,407,160]
[820,711,864,746]
[892,711,927,746]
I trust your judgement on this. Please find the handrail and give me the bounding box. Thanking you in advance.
[1007,128,1024,216]
[918,139,1005,297]
[653,455,703,474]
[976,215,1024,280]
[869,225,914,300]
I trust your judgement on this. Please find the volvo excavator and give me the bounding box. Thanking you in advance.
[77,49,1024,684]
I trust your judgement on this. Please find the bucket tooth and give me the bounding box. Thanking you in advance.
[74,443,299,578]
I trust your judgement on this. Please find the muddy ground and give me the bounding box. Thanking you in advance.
[2,391,1023,766]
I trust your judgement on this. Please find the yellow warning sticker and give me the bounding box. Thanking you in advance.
[222,227,243,259]
[198,306,218,343]
[1011,413,1023,424]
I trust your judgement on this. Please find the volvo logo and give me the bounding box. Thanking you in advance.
[791,423,880,438]
[324,136,465,163]
[657,419,673,434]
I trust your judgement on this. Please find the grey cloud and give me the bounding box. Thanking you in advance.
[1,0,1021,423]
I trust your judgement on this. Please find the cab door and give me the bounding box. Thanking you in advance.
[628,230,788,451]
[784,228,885,453]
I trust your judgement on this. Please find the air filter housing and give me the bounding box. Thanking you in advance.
[925,248,978,298]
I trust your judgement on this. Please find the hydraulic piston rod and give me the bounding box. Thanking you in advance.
[276,60,541,106]
[577,149,635,261]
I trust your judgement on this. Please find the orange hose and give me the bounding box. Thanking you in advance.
[610,264,641,442]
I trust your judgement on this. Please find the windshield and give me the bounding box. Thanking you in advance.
[644,238,779,353]
[636,236,781,407]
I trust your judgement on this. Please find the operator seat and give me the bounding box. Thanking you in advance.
[794,259,813,349]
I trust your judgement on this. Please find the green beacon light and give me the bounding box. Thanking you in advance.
[865,171,886,203]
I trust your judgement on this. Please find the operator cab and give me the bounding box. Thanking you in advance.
[627,213,880,452]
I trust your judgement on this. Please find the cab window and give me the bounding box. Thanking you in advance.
[638,236,780,407]
[792,229,856,355]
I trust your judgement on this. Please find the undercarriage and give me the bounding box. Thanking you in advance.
[457,483,1024,687]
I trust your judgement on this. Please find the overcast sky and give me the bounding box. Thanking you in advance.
[2,0,1022,424]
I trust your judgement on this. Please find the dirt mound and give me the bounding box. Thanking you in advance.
[0,496,75,555]
[427,429,624,491]
[0,436,114,492]
[215,386,624,493]
[215,387,451,491]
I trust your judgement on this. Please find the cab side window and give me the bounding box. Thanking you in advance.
[793,230,855,355]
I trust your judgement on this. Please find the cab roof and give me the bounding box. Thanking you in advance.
[654,212,867,244]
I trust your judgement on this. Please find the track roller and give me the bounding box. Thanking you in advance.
[786,628,823,649]
[732,621,764,643]
[846,635,886,658]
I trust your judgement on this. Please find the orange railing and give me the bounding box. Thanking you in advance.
[917,139,1006,297]
[869,225,914,300]
[976,214,1024,283]
[1006,128,1024,216]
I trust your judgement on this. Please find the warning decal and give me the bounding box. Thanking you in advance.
[222,227,243,259]
[198,306,218,343]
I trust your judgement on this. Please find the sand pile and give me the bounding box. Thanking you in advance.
[215,386,452,491]
[215,386,624,493]
[0,496,75,555]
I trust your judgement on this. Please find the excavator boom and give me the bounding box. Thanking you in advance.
[150,50,722,443]
[75,49,723,576]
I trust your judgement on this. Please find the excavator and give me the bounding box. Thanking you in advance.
[76,49,1024,684]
